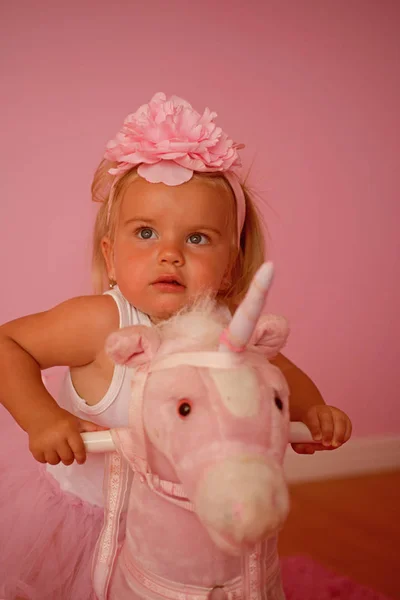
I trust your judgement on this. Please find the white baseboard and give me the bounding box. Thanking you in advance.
[283,434,400,483]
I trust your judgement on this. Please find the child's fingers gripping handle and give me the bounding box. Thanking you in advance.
[81,422,315,453]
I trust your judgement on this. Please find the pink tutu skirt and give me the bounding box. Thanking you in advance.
[0,410,104,600]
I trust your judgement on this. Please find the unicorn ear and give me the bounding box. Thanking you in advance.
[249,314,290,358]
[105,326,160,367]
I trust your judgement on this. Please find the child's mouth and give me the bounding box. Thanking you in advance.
[152,276,185,292]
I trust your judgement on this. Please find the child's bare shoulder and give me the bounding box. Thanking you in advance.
[0,294,119,369]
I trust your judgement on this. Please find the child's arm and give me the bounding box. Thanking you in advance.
[270,353,352,454]
[0,295,118,465]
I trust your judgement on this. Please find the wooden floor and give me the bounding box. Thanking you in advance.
[278,470,400,599]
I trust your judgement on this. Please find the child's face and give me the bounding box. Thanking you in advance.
[102,176,235,321]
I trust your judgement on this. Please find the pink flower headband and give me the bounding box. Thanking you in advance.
[102,93,246,242]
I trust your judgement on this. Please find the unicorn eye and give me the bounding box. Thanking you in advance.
[274,395,283,411]
[177,399,192,418]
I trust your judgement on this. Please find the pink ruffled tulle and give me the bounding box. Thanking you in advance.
[0,410,103,600]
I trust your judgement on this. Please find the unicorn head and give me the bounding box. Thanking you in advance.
[106,263,290,556]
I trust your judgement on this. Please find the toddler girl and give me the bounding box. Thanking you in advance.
[0,93,352,599]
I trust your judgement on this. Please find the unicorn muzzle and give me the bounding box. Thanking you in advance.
[194,455,289,555]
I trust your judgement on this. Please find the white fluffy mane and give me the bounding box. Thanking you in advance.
[155,297,231,356]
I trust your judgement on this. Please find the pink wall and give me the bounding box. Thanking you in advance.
[1,1,399,437]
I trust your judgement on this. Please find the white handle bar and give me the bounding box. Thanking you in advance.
[82,422,314,454]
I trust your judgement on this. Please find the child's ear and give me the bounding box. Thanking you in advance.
[101,236,116,282]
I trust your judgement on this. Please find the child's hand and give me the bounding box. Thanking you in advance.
[291,405,352,454]
[27,407,109,466]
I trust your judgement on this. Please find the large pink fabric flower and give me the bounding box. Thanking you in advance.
[104,92,243,186]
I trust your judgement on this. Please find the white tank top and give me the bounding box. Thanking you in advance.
[46,287,151,506]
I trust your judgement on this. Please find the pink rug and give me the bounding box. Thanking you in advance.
[281,556,394,600]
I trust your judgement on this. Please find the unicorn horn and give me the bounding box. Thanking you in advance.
[219,262,274,352]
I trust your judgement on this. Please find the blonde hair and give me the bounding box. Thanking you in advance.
[91,159,266,312]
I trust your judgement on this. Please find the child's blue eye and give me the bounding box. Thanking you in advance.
[138,227,156,240]
[187,233,208,245]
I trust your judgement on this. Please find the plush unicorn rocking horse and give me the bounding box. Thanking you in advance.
[84,262,310,600]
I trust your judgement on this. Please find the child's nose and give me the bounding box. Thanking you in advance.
[158,243,185,266]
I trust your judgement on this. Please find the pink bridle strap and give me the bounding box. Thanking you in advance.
[91,451,131,600]
[145,473,195,512]
[150,350,244,372]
